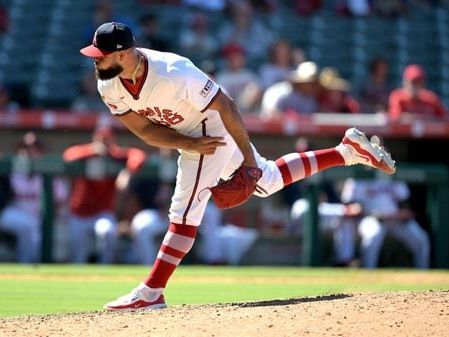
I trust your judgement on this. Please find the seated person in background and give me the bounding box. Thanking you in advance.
[337,0,371,16]
[0,85,20,113]
[357,57,391,114]
[258,40,297,90]
[274,61,321,116]
[63,127,147,263]
[114,177,171,264]
[218,0,274,63]
[341,177,430,269]
[178,12,218,63]
[216,43,262,113]
[388,64,448,122]
[0,132,68,263]
[197,201,259,266]
[318,67,360,113]
[290,182,361,266]
[114,180,259,265]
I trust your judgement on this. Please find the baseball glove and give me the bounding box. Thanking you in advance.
[209,166,265,209]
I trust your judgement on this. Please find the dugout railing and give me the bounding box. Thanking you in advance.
[0,155,448,268]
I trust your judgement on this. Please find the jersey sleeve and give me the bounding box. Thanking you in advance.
[98,82,131,115]
[172,60,221,112]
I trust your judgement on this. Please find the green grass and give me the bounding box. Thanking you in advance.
[1,264,448,317]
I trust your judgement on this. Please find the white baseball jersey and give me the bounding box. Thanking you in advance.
[99,48,225,141]
[97,48,284,226]
[341,178,410,217]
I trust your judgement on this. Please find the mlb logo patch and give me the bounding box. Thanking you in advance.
[200,79,214,97]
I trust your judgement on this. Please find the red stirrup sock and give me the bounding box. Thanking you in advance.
[144,223,198,289]
[275,148,345,186]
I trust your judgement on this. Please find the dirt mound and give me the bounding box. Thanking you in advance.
[1,290,448,337]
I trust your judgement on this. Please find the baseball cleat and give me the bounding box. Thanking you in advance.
[338,127,396,174]
[103,283,167,311]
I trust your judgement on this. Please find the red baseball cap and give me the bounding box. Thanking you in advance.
[80,22,135,58]
[403,64,425,81]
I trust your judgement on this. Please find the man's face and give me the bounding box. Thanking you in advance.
[94,53,123,80]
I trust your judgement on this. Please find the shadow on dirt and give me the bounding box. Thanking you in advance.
[234,294,352,308]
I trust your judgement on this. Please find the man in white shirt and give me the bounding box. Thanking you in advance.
[341,177,429,268]
[80,22,396,311]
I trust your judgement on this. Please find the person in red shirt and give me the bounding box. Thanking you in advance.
[388,64,448,122]
[63,127,146,263]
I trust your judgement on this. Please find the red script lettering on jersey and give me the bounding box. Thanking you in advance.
[136,107,185,126]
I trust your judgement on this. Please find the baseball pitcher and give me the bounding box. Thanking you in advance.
[80,22,395,311]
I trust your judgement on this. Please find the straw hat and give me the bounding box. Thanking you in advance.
[319,67,350,91]
[288,61,319,83]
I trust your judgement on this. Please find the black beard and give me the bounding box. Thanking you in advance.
[95,64,123,80]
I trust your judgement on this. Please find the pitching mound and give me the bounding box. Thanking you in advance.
[1,290,448,337]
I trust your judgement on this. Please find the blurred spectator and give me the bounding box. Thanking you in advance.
[0,132,68,263]
[216,43,262,113]
[182,0,226,11]
[372,0,408,17]
[0,85,20,113]
[0,3,9,34]
[336,0,371,16]
[341,177,430,268]
[358,57,391,114]
[259,40,297,89]
[290,188,361,266]
[318,68,359,113]
[295,0,323,16]
[71,70,107,114]
[113,176,170,264]
[179,12,218,63]
[388,64,448,122]
[218,0,275,62]
[266,61,321,116]
[260,65,299,117]
[63,127,147,263]
[111,148,176,264]
[198,202,259,265]
[136,13,171,51]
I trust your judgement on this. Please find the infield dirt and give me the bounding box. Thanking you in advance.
[1,290,448,337]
